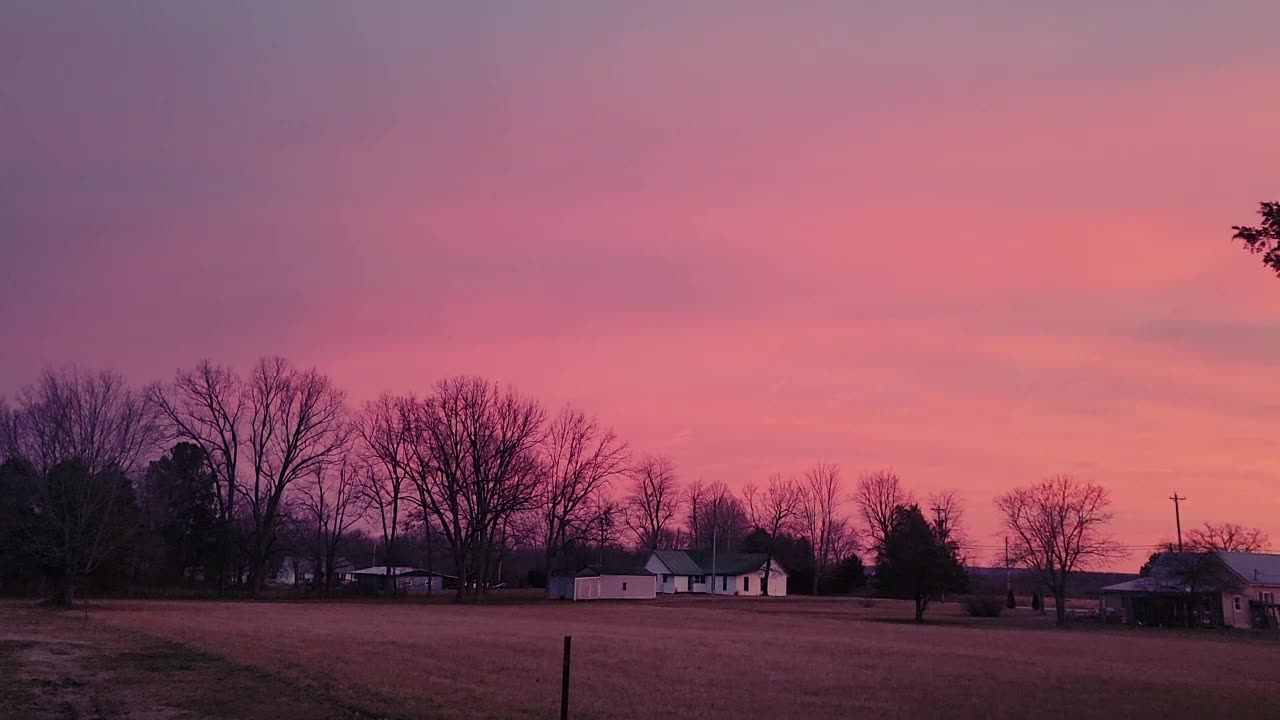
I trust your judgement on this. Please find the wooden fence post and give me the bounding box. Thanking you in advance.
[560,635,572,720]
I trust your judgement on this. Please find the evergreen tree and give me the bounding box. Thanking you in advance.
[874,504,968,622]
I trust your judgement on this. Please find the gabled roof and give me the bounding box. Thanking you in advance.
[352,566,456,578]
[688,551,779,576]
[1103,552,1244,594]
[650,550,704,576]
[1215,551,1280,585]
[1101,577,1193,595]
[575,565,654,577]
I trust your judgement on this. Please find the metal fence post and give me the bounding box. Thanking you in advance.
[561,635,572,720]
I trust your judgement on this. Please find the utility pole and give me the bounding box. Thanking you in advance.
[1004,537,1010,593]
[930,503,948,602]
[711,525,718,597]
[1169,493,1186,551]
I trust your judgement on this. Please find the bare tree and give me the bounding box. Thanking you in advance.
[9,368,159,606]
[587,489,623,564]
[623,454,681,552]
[0,396,16,458]
[744,474,802,595]
[995,475,1125,626]
[926,489,967,560]
[358,394,413,593]
[149,361,245,594]
[684,479,708,549]
[405,377,546,601]
[241,357,351,596]
[698,481,748,554]
[801,463,845,594]
[1185,522,1270,553]
[852,470,911,555]
[296,459,367,593]
[538,406,629,592]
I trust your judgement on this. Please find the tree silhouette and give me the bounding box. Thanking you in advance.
[1232,202,1280,274]
[875,504,968,622]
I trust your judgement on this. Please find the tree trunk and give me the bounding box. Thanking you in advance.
[248,555,268,598]
[425,522,433,598]
[1054,588,1068,626]
[762,551,773,596]
[453,550,466,602]
[58,579,76,609]
[914,596,926,623]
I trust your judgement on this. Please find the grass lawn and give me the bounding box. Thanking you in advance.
[2,595,1277,719]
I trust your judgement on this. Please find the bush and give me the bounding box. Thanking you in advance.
[964,595,1004,617]
[859,597,877,608]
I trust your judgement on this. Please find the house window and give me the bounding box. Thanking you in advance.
[744,577,750,592]
[1234,596,1242,611]
[1263,592,1275,604]
[662,574,670,583]
[623,582,628,591]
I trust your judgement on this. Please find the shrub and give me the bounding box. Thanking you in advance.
[859,597,877,608]
[964,595,1004,617]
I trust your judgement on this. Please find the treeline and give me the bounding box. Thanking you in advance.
[0,360,969,605]
[18,358,1256,626]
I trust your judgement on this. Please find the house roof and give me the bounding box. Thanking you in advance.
[650,549,786,577]
[687,551,779,576]
[575,565,654,578]
[1102,552,1252,594]
[650,550,704,576]
[352,566,456,578]
[1101,577,1193,595]
[1215,552,1280,585]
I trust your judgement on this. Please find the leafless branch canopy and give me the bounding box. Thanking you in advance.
[538,406,630,573]
[852,470,911,553]
[402,377,546,599]
[623,454,681,551]
[1184,522,1270,553]
[995,475,1125,622]
[800,463,851,593]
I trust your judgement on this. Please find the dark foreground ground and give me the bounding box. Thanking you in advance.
[2,595,1278,719]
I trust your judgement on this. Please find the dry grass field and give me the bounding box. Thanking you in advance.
[3,595,1278,720]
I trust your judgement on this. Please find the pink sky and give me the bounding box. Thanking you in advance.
[3,2,1280,569]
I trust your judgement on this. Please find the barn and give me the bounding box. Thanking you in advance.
[548,565,656,601]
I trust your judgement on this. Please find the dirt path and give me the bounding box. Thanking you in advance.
[0,603,397,720]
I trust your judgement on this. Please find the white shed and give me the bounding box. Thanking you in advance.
[548,566,656,601]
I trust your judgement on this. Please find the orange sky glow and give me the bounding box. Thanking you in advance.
[3,2,1280,570]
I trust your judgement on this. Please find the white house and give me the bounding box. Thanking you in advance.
[1101,551,1280,629]
[646,550,788,597]
[548,566,656,601]
[274,556,357,586]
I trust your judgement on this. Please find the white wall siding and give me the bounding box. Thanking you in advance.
[594,574,656,600]
[554,574,656,601]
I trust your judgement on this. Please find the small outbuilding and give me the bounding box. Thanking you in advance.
[548,565,656,601]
